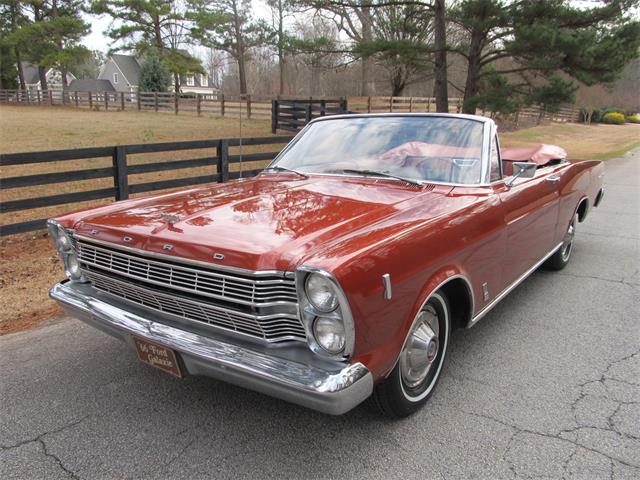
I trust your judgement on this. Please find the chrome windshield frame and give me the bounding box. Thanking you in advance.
[266,113,497,187]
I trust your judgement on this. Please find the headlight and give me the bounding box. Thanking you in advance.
[48,221,72,253]
[47,219,85,282]
[305,273,339,312]
[56,225,72,251]
[66,255,83,280]
[313,316,346,354]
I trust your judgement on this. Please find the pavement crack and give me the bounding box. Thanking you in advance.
[555,271,637,287]
[1,415,90,479]
[36,437,82,479]
[0,415,90,451]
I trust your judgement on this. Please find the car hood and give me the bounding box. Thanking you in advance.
[70,175,449,271]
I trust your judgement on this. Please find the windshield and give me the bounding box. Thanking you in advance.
[270,116,486,185]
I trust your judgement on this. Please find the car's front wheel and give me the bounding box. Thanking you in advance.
[545,213,578,271]
[370,291,451,418]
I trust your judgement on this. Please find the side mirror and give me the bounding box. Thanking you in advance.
[506,162,536,187]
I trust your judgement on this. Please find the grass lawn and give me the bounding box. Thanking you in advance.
[1,105,639,335]
[501,122,640,160]
[0,104,272,153]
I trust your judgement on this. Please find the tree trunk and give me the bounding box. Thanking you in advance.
[391,68,406,97]
[238,55,248,94]
[15,47,26,90]
[174,72,180,93]
[277,0,285,95]
[61,65,68,90]
[359,8,375,96]
[462,31,484,114]
[38,66,48,91]
[433,0,449,113]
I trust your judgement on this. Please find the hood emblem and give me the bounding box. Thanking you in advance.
[213,253,225,261]
[163,244,174,251]
[123,236,133,243]
[160,214,181,224]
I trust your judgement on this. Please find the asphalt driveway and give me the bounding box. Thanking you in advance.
[1,150,638,480]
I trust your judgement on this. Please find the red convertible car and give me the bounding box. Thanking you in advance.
[49,114,605,417]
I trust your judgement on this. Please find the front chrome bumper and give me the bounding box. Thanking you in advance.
[50,281,373,415]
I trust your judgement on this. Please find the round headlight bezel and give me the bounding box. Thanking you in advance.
[65,254,83,280]
[313,316,346,354]
[304,273,339,313]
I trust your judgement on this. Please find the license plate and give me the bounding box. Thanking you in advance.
[133,337,182,378]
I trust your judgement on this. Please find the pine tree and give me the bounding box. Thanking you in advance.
[90,0,204,92]
[139,50,171,92]
[8,0,90,91]
[452,0,640,114]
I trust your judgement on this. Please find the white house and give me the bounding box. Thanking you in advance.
[21,62,75,90]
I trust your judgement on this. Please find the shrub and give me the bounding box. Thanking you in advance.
[601,112,626,125]
[601,107,625,117]
[626,114,640,124]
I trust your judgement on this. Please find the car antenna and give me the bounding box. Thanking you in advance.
[239,93,244,179]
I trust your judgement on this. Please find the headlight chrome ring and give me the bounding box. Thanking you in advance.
[304,273,339,313]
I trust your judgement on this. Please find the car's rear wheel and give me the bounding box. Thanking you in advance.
[545,213,578,271]
[370,291,450,418]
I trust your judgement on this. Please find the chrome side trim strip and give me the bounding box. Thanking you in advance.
[74,235,290,278]
[382,273,392,300]
[468,242,562,327]
[50,281,373,415]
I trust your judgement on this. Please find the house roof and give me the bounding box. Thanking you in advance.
[111,54,141,85]
[20,62,40,84]
[68,79,116,92]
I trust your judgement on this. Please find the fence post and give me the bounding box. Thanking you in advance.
[174,92,179,115]
[37,90,41,105]
[305,104,312,123]
[217,140,229,182]
[105,92,109,111]
[220,94,225,116]
[120,92,125,111]
[112,146,129,200]
[88,91,93,109]
[49,90,54,106]
[196,94,201,116]
[340,96,347,113]
[246,94,251,119]
[271,99,278,133]
[389,96,393,112]
[74,92,79,108]
[320,99,326,117]
[154,92,158,112]
[137,91,141,111]
[367,96,371,113]
[409,97,413,113]
[426,97,431,112]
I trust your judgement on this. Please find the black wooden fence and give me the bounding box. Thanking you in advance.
[0,135,294,236]
[271,98,348,133]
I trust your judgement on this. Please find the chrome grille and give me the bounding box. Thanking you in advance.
[85,272,306,341]
[74,237,305,343]
[76,240,297,306]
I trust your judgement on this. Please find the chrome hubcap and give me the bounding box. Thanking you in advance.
[400,305,440,389]
[561,215,577,261]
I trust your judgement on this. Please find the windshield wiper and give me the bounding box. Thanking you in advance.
[341,169,422,187]
[262,165,308,179]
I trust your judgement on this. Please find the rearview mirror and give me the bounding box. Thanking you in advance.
[506,162,536,187]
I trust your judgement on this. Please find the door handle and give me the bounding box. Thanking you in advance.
[546,175,560,183]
